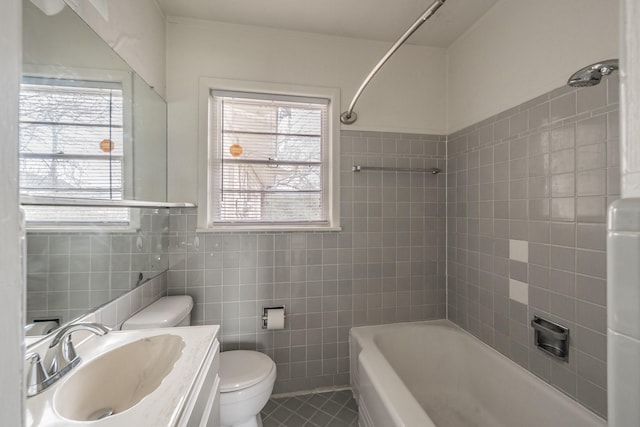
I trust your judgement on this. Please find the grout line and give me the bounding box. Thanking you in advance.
[264,389,358,427]
[270,385,352,399]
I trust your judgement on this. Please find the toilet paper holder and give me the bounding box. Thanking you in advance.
[262,305,286,329]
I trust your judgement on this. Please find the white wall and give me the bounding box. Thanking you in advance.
[608,1,640,426]
[0,0,25,424]
[133,74,168,201]
[620,0,640,198]
[165,18,447,202]
[24,0,130,74]
[447,0,619,133]
[65,0,166,98]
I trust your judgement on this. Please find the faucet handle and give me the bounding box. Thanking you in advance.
[46,334,81,377]
[26,352,49,397]
[45,322,108,378]
[48,335,79,373]
[61,334,78,363]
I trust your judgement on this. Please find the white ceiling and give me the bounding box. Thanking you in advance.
[156,0,499,47]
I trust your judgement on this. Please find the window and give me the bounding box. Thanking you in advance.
[201,81,340,231]
[19,76,130,226]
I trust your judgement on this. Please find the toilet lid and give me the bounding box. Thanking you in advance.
[219,350,275,392]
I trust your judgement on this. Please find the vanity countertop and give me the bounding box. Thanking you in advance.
[26,325,219,427]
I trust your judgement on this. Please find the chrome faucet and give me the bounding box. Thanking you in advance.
[26,322,110,397]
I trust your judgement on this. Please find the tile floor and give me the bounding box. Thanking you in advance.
[261,389,359,427]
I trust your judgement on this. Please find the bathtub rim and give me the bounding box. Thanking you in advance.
[359,342,437,427]
[351,320,454,427]
[350,319,606,426]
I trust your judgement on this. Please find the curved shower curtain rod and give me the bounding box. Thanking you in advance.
[340,0,447,125]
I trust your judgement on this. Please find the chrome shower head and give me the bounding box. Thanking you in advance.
[567,59,619,87]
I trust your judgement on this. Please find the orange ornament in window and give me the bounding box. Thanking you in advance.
[100,139,114,152]
[229,143,243,157]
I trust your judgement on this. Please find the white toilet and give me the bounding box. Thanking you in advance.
[122,296,277,427]
[219,350,276,427]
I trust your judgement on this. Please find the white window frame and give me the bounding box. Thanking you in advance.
[23,207,141,233]
[198,78,341,232]
[20,65,137,231]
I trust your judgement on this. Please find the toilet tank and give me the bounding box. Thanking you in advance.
[121,296,193,330]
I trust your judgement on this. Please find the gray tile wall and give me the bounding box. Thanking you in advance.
[447,76,619,418]
[87,271,167,329]
[26,208,170,325]
[167,131,447,393]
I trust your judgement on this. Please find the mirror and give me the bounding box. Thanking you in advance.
[21,0,167,203]
[22,0,170,334]
[25,207,170,334]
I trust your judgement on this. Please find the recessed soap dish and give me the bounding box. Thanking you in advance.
[531,316,569,362]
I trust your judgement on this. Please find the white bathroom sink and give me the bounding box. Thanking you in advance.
[53,334,185,421]
[25,325,219,427]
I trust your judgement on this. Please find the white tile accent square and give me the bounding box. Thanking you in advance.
[509,239,529,263]
[509,279,529,305]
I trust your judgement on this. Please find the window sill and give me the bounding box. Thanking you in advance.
[25,224,138,233]
[196,225,342,233]
[21,195,196,209]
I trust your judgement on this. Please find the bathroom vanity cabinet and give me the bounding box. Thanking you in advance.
[179,337,221,427]
[25,325,221,427]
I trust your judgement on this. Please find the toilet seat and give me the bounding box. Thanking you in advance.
[220,350,276,392]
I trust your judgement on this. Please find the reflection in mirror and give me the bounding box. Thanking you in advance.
[25,208,170,335]
[22,0,170,336]
[21,0,167,204]
[133,73,168,202]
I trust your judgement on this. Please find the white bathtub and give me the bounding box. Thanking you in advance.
[350,320,605,427]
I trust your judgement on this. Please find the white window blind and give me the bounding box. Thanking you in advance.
[210,91,329,225]
[19,77,129,225]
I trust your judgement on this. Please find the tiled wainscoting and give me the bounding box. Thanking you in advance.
[167,130,447,393]
[447,77,619,417]
[26,208,170,325]
[81,271,168,328]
